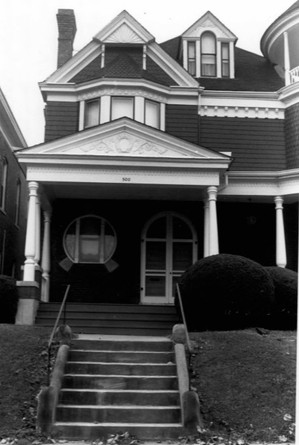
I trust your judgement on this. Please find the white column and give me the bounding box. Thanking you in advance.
[284,31,291,86]
[203,199,210,257]
[34,197,41,268]
[41,210,51,302]
[274,196,287,268]
[23,181,39,281]
[207,186,219,255]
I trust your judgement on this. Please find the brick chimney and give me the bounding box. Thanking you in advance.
[56,9,77,68]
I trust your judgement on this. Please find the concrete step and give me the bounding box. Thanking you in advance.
[38,302,178,314]
[65,362,176,376]
[52,422,183,440]
[68,350,175,363]
[70,338,173,351]
[59,389,180,406]
[56,405,181,424]
[62,374,178,390]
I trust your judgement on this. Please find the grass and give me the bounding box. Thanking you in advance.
[0,324,296,443]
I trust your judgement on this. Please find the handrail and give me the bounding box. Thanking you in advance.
[47,284,70,385]
[176,282,192,353]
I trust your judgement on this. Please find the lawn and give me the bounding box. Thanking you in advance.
[0,325,296,443]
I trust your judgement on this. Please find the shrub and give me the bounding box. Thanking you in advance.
[0,276,19,323]
[265,266,297,329]
[177,254,275,331]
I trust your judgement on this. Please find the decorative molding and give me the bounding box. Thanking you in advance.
[78,87,167,103]
[199,104,284,119]
[104,23,145,44]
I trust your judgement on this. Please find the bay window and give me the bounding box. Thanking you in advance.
[84,99,100,128]
[111,97,134,120]
[145,99,160,129]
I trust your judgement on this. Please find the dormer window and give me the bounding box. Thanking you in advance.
[182,11,236,79]
[201,32,216,77]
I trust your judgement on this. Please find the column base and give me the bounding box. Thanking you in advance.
[15,281,40,325]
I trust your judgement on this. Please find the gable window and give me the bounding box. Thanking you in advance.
[221,43,230,77]
[64,215,117,264]
[201,32,216,77]
[111,97,134,120]
[145,99,160,129]
[85,99,100,128]
[187,41,196,76]
[0,157,8,212]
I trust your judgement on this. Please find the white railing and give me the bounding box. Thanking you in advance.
[289,66,299,84]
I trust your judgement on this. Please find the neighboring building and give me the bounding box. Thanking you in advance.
[15,5,298,324]
[0,88,27,280]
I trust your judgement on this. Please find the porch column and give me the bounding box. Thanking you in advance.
[207,186,219,255]
[41,210,51,302]
[34,197,41,269]
[23,181,39,281]
[203,199,210,257]
[284,31,291,86]
[274,196,287,268]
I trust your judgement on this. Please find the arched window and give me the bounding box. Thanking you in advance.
[64,215,117,264]
[201,32,216,77]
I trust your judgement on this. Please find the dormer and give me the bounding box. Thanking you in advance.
[182,11,237,79]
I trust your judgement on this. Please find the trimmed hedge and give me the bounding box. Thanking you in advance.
[265,267,297,329]
[177,254,275,330]
[0,276,18,323]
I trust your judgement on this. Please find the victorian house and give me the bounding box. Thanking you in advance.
[15,3,299,325]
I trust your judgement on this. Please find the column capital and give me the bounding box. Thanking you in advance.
[274,195,284,209]
[207,186,218,201]
[28,181,39,195]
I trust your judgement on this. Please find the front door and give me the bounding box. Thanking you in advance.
[141,212,197,304]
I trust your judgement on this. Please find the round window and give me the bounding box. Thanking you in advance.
[63,215,117,264]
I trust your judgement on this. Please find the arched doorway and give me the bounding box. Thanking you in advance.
[141,212,198,304]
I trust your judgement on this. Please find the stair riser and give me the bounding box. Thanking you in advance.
[68,351,175,363]
[59,390,180,406]
[65,363,176,376]
[52,424,183,440]
[63,375,178,390]
[56,406,181,423]
[71,340,173,351]
[51,326,173,336]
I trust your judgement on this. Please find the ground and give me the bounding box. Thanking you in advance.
[0,325,296,444]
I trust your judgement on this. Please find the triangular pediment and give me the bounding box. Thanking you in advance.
[94,10,154,44]
[182,11,237,41]
[17,118,230,164]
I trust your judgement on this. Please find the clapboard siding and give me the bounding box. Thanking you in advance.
[165,105,199,144]
[45,102,79,142]
[285,104,299,169]
[199,117,286,171]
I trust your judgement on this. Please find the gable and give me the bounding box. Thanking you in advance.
[44,11,198,88]
[182,11,237,41]
[17,118,231,164]
[70,46,179,87]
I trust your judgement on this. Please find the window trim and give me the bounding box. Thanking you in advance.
[0,157,8,212]
[187,41,196,77]
[14,178,21,227]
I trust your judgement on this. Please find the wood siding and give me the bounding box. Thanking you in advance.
[285,104,299,169]
[199,117,286,171]
[165,105,199,144]
[45,102,79,142]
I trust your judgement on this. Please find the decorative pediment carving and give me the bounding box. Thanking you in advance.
[104,23,145,44]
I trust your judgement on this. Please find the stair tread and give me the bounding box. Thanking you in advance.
[57,404,180,409]
[54,422,182,426]
[60,389,179,393]
[64,374,177,378]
